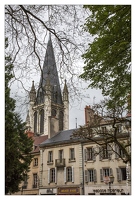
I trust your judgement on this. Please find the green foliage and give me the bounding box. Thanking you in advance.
[80,5,131,107]
[5,39,33,194]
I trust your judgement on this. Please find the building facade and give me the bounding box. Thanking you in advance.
[38,126,131,195]
[39,129,83,195]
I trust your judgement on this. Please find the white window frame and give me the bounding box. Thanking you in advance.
[85,169,97,183]
[33,173,38,188]
[64,166,74,183]
[48,151,53,163]
[33,158,38,166]
[100,168,113,182]
[70,148,75,160]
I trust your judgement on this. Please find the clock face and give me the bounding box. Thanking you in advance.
[51,109,56,117]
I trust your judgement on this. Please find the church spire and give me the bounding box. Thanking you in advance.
[63,79,69,101]
[29,80,36,102]
[37,34,62,105]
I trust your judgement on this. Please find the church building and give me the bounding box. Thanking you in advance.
[26,34,69,138]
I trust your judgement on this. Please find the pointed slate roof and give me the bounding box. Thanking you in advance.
[37,34,62,105]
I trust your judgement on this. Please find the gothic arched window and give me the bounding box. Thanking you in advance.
[40,109,44,134]
[51,109,56,117]
[34,111,37,134]
[59,111,63,131]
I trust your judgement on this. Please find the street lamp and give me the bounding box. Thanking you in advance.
[108,175,114,194]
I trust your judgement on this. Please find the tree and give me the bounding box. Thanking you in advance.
[5,38,33,194]
[71,99,131,165]
[5,5,90,113]
[80,5,131,108]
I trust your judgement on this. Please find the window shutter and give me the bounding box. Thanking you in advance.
[115,144,119,158]
[72,166,74,183]
[51,151,53,162]
[116,168,121,181]
[110,168,113,176]
[128,168,131,181]
[69,148,71,160]
[84,149,87,161]
[93,169,97,182]
[48,168,50,184]
[92,148,96,161]
[64,167,66,183]
[99,147,102,160]
[48,151,49,162]
[85,170,88,183]
[100,169,103,182]
[73,148,75,159]
[55,167,57,184]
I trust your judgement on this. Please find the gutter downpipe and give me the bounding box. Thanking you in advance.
[81,142,85,195]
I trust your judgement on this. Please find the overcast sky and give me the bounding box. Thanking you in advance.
[69,86,103,129]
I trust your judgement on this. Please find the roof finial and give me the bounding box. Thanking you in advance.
[48,5,51,40]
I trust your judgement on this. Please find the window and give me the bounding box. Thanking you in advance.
[48,168,57,184]
[67,167,72,182]
[87,148,93,160]
[103,168,110,176]
[69,148,75,160]
[84,147,96,161]
[48,151,53,163]
[64,167,74,183]
[50,168,55,182]
[40,109,44,134]
[99,145,112,160]
[89,170,94,182]
[115,144,125,159]
[102,147,108,159]
[59,150,63,161]
[33,173,38,188]
[33,158,38,166]
[100,168,113,182]
[59,111,63,131]
[116,167,126,181]
[101,126,107,133]
[51,109,56,117]
[85,169,97,182]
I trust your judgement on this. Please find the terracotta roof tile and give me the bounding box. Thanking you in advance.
[32,135,48,153]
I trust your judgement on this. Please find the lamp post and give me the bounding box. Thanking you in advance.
[108,175,114,194]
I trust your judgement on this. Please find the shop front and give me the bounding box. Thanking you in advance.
[57,187,80,195]
[39,188,57,195]
[85,185,131,195]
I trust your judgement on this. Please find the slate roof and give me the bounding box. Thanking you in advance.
[39,127,130,148]
[37,34,63,105]
[40,129,79,147]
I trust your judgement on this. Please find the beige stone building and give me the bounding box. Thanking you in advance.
[38,124,131,195]
[39,129,83,195]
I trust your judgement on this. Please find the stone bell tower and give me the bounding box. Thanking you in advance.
[26,34,69,138]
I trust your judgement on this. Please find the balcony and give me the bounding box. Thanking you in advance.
[55,158,65,167]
